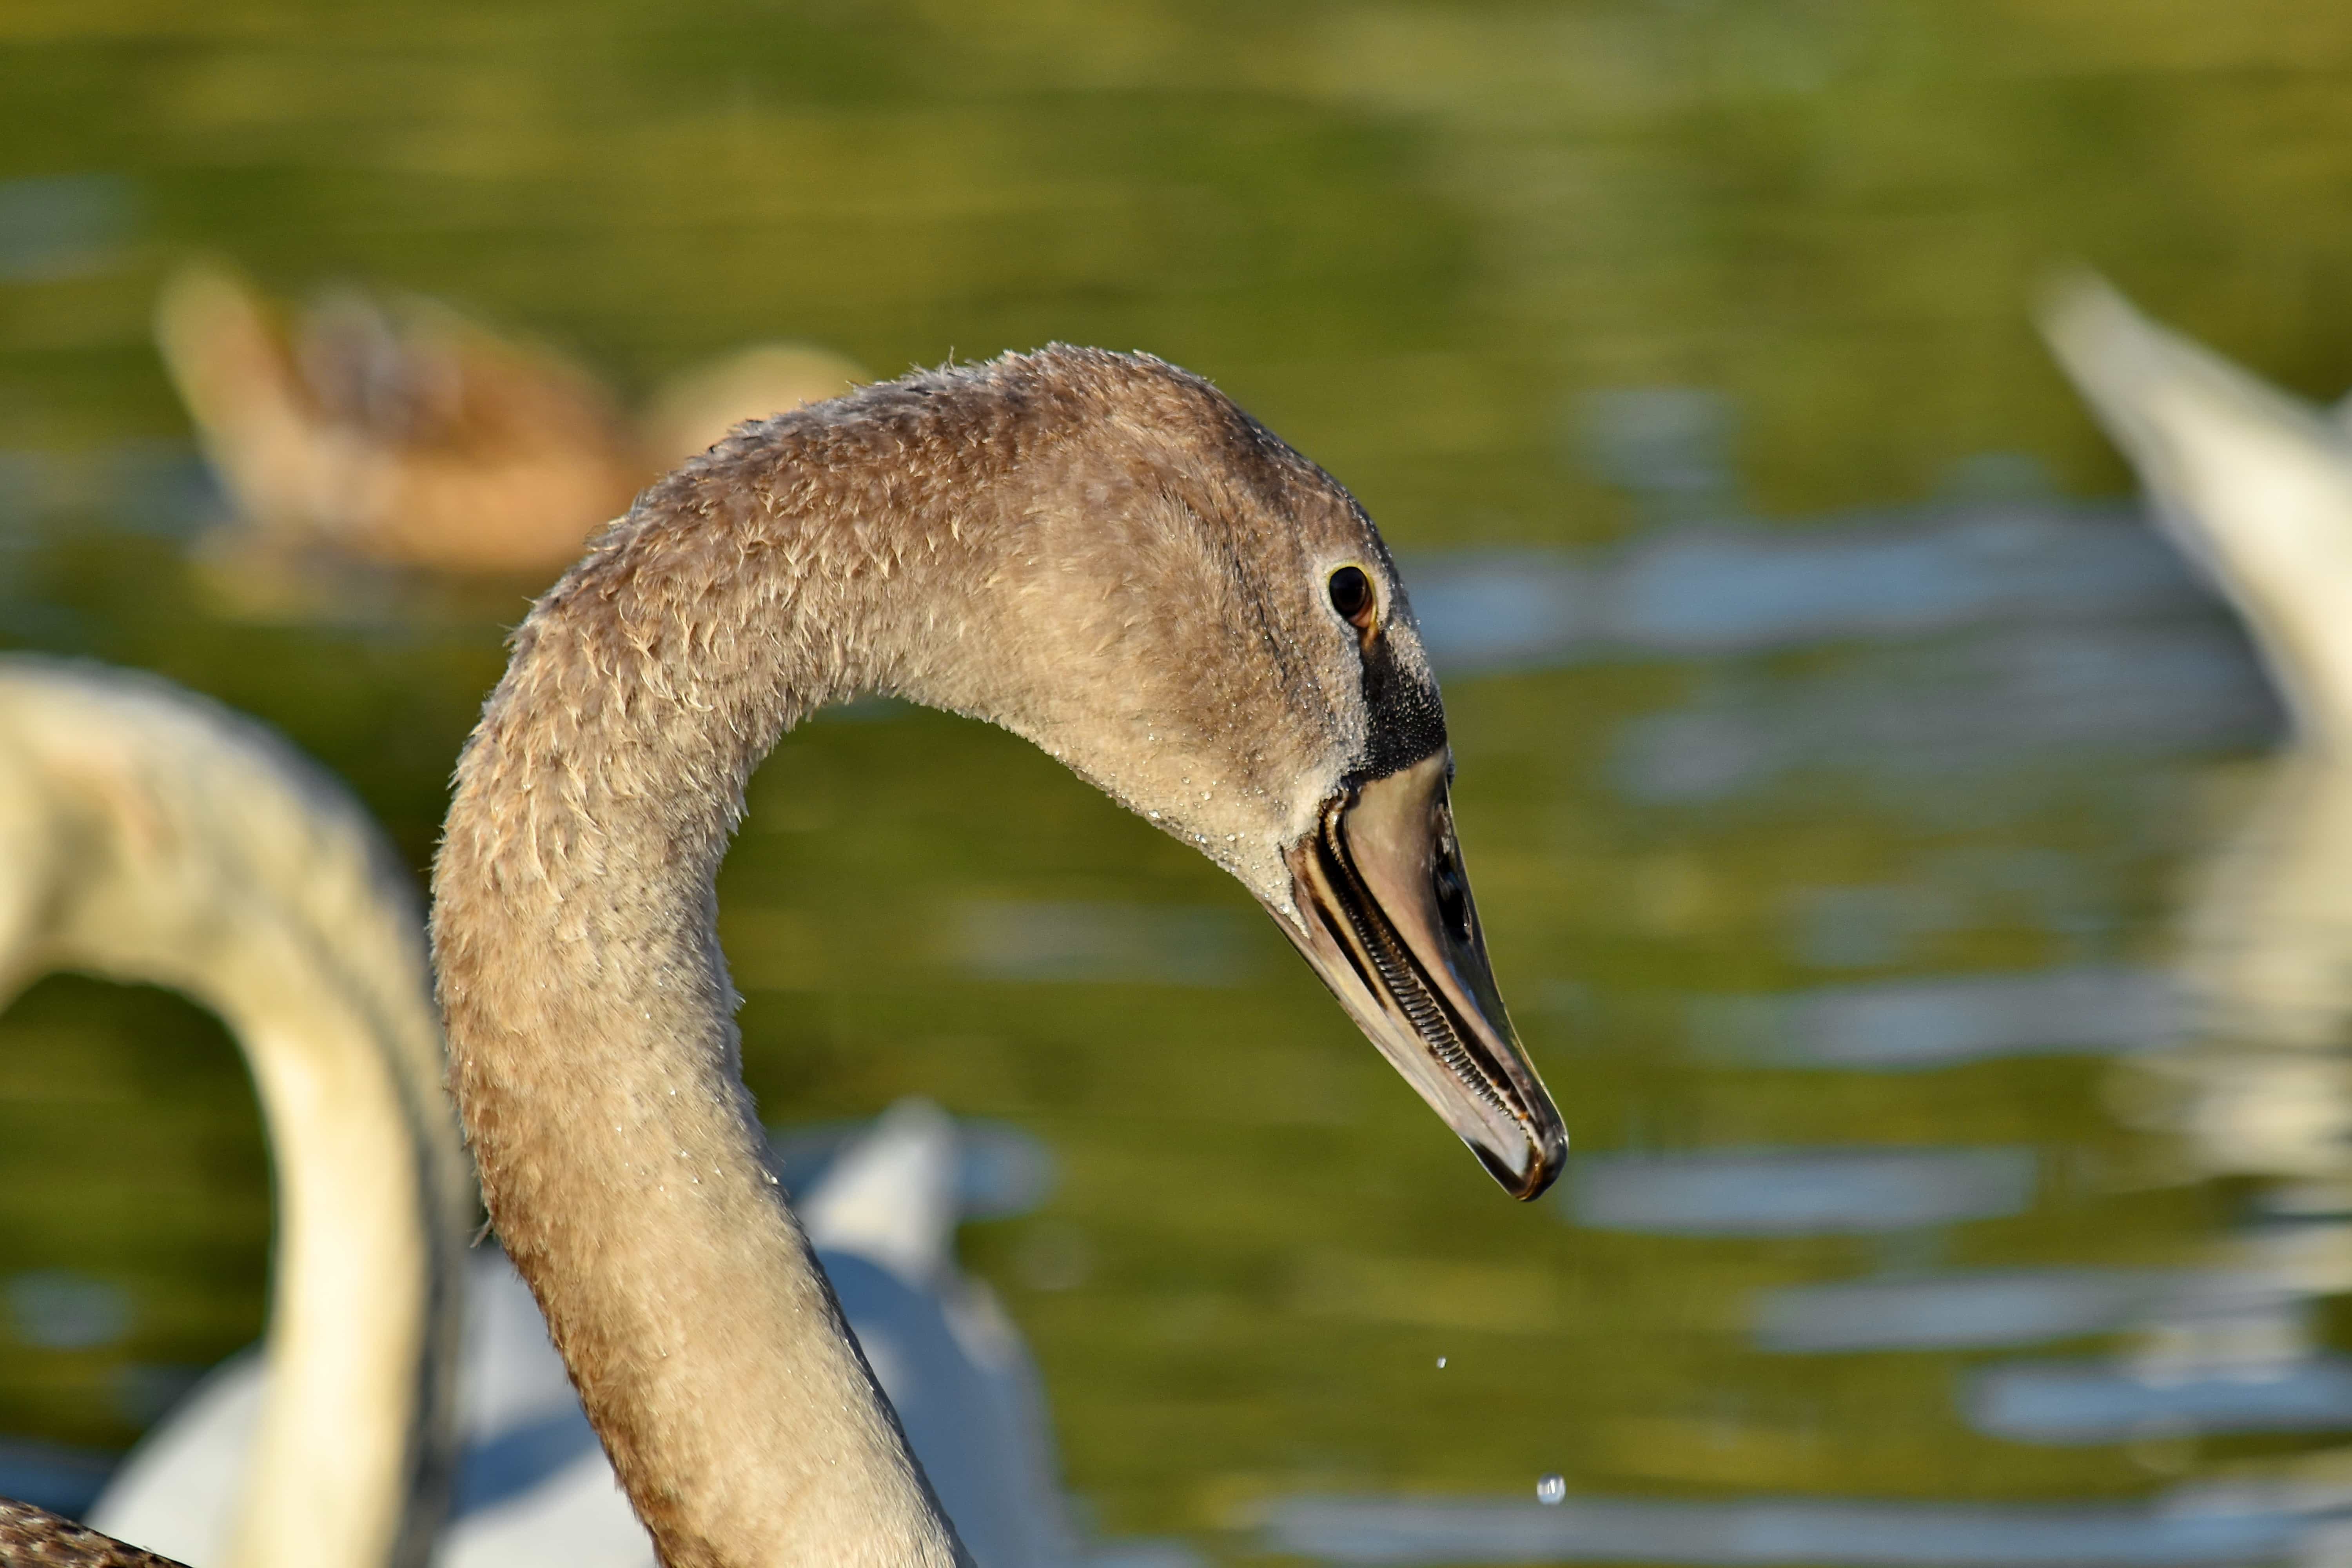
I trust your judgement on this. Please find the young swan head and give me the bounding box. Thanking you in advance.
[764,348,1568,1196]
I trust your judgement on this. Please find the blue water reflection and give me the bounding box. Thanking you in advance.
[1753,1269,2178,1354]
[1611,622,2276,804]
[0,175,136,285]
[1569,1147,2038,1237]
[1404,502,2205,676]
[1690,967,2182,1072]
[1970,1354,2352,1445]
[1259,1490,2309,1566]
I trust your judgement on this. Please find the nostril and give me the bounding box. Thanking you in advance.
[1435,849,1472,944]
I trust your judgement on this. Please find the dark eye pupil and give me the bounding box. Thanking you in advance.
[1328,566,1373,625]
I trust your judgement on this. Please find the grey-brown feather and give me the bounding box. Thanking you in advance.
[0,1501,192,1568]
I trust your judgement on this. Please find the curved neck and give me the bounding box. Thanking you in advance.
[433,414,990,1566]
[4,665,468,1568]
[203,929,465,1568]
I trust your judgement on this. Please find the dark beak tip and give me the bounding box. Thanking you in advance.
[1474,1123,1567,1201]
[1514,1135,1568,1202]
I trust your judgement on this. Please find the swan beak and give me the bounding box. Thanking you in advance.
[1269,750,1568,1200]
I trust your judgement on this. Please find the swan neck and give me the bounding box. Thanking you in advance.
[209,959,464,1568]
[433,429,980,1566]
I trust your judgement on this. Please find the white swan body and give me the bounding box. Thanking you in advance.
[2041,274,2352,750]
[2041,274,2352,1172]
[89,1103,1083,1568]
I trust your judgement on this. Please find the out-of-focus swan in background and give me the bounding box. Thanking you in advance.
[0,657,472,1568]
[0,662,1087,1568]
[2040,272,2352,1386]
[154,262,866,581]
[2042,274,2352,1068]
[2040,272,2352,755]
[428,346,1566,1563]
[96,1102,1088,1568]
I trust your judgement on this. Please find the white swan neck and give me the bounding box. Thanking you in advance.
[0,661,467,1568]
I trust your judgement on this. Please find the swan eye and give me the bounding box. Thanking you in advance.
[1327,565,1376,631]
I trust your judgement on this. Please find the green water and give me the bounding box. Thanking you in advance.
[5,1,2352,1560]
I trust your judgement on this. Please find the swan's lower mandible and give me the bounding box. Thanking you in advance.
[1268,750,1568,1200]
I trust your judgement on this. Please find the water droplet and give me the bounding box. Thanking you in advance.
[1536,1474,1566,1506]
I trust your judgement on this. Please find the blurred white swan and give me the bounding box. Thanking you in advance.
[2041,274,2352,754]
[0,657,471,1568]
[0,658,1078,1568]
[92,1101,1086,1568]
[2043,274,2352,1062]
[2040,270,2352,1392]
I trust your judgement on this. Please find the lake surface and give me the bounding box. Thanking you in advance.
[6,2,2352,1562]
